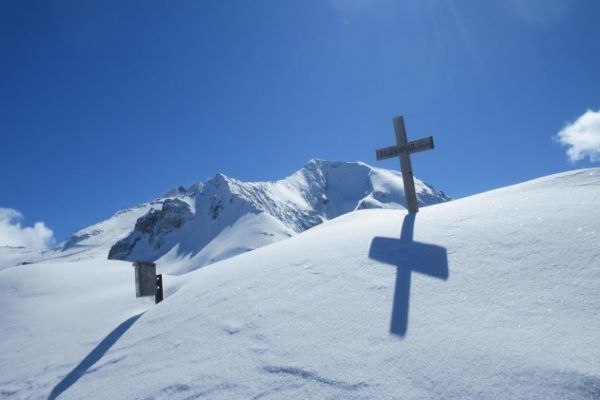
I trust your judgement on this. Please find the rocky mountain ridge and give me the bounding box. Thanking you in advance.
[105,159,449,273]
[1,160,448,271]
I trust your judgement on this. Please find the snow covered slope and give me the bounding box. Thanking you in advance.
[55,202,158,261]
[0,202,161,269]
[1,168,598,399]
[0,246,42,271]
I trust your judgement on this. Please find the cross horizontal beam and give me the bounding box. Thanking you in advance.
[375,136,434,161]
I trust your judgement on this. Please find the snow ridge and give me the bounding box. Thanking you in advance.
[107,159,449,273]
[0,160,447,271]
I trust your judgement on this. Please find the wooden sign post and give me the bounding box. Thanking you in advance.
[133,261,163,304]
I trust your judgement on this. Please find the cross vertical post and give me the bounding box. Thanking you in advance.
[394,117,418,214]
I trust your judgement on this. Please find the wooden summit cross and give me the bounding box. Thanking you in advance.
[375,116,434,214]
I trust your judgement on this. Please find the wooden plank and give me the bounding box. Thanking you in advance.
[394,117,418,214]
[375,136,434,160]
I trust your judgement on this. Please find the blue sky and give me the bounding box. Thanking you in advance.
[1,0,599,244]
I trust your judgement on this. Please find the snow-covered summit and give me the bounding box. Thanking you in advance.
[5,159,448,271]
[106,159,448,273]
[1,160,446,272]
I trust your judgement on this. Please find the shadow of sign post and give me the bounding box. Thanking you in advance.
[369,214,448,336]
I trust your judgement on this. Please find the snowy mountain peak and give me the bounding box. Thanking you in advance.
[106,160,449,273]
[161,172,235,199]
[209,172,234,187]
[4,160,448,271]
[162,185,190,198]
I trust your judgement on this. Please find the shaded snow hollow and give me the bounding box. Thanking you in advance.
[0,168,598,399]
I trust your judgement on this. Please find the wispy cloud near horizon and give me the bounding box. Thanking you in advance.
[0,208,54,249]
[555,110,600,163]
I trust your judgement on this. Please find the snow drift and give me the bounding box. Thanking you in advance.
[1,168,598,399]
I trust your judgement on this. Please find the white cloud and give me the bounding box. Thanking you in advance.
[555,110,600,163]
[0,208,54,249]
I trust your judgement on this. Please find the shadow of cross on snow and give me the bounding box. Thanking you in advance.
[369,213,448,337]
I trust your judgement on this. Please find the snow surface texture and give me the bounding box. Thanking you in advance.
[0,168,598,399]
[0,246,41,271]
